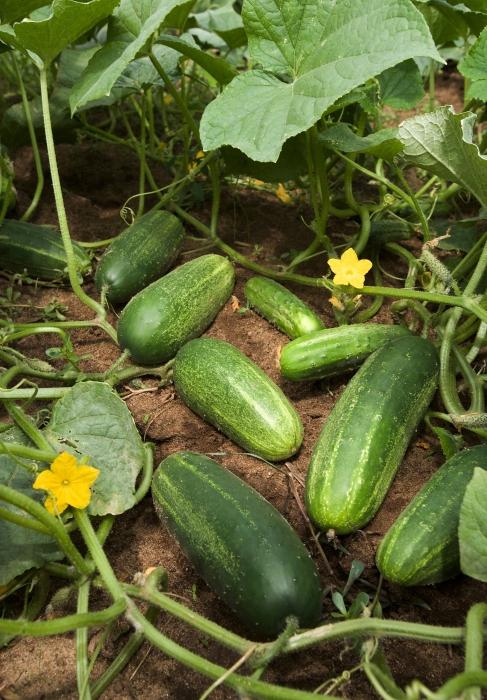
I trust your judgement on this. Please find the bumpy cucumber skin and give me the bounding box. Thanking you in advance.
[376,445,487,586]
[117,254,235,365]
[173,338,304,461]
[95,210,184,305]
[0,219,90,280]
[152,451,322,637]
[305,336,439,534]
[280,323,410,381]
[244,276,324,339]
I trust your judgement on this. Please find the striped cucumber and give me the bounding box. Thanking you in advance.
[152,451,322,636]
[280,323,410,381]
[376,445,487,586]
[117,254,235,365]
[95,210,184,305]
[305,335,439,534]
[244,276,324,338]
[0,219,90,281]
[173,338,303,461]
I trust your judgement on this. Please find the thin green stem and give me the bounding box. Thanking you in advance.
[76,580,92,700]
[0,505,50,534]
[4,402,52,452]
[463,603,487,700]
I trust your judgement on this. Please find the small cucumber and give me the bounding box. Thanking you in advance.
[0,219,90,281]
[173,338,303,461]
[117,254,235,365]
[244,276,324,338]
[305,335,439,534]
[152,451,322,636]
[376,445,487,586]
[95,210,184,305]
[280,323,410,381]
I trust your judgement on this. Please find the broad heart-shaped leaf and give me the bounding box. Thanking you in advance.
[320,124,403,162]
[200,0,441,162]
[70,0,191,114]
[0,0,48,23]
[378,59,425,110]
[459,26,487,102]
[157,34,237,84]
[459,467,487,582]
[0,428,62,586]
[45,381,145,516]
[12,0,120,66]
[399,106,487,210]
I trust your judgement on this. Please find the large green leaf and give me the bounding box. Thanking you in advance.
[200,0,441,162]
[378,59,425,109]
[459,26,487,102]
[459,467,487,583]
[12,0,119,66]
[320,124,403,161]
[0,0,49,23]
[0,428,62,586]
[70,0,190,114]
[46,381,145,516]
[399,106,487,210]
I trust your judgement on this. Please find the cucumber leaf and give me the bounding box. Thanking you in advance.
[157,34,237,84]
[378,59,425,110]
[0,428,62,586]
[399,106,487,210]
[70,0,191,114]
[45,381,145,516]
[459,467,487,582]
[200,0,441,162]
[192,1,246,49]
[0,0,49,23]
[320,124,403,161]
[12,0,119,67]
[459,26,487,102]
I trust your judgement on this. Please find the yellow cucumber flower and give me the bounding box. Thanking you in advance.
[33,452,99,515]
[328,248,372,289]
[275,183,292,204]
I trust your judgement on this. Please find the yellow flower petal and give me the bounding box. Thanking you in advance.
[50,452,78,476]
[327,258,342,273]
[69,465,100,489]
[59,485,92,510]
[327,248,372,288]
[33,469,61,492]
[356,258,373,274]
[276,183,292,204]
[341,248,359,265]
[44,496,68,515]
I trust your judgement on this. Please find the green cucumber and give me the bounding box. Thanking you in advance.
[244,276,324,338]
[0,219,91,281]
[280,323,410,381]
[152,451,322,636]
[117,254,235,365]
[305,335,439,534]
[95,210,184,305]
[173,338,303,461]
[376,445,487,586]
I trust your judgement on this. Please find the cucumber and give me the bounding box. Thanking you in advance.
[152,451,322,636]
[305,335,439,534]
[117,254,235,365]
[173,338,303,461]
[376,445,487,586]
[280,323,410,381]
[95,210,184,305]
[244,276,324,338]
[0,219,91,281]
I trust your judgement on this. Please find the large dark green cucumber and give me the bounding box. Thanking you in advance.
[0,219,91,280]
[280,323,410,381]
[244,276,324,338]
[117,254,235,365]
[305,335,439,534]
[376,445,487,586]
[173,338,303,461]
[95,210,184,305]
[152,451,322,636]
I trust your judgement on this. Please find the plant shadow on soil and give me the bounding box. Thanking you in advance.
[1,127,486,698]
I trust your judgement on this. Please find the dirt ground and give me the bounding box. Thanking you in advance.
[1,75,486,699]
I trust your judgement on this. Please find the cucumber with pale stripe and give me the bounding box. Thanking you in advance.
[305,335,439,534]
[152,451,322,636]
[173,338,303,461]
[244,276,324,338]
[95,210,184,305]
[117,254,235,365]
[280,323,410,381]
[376,445,487,586]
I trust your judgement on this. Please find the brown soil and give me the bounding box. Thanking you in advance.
[1,94,486,699]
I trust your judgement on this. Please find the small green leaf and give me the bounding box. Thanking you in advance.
[46,381,145,516]
[399,106,487,210]
[0,428,62,586]
[193,1,246,49]
[157,33,237,84]
[320,123,403,161]
[429,424,463,459]
[378,59,425,110]
[13,0,120,66]
[459,467,487,582]
[0,0,49,24]
[459,26,487,102]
